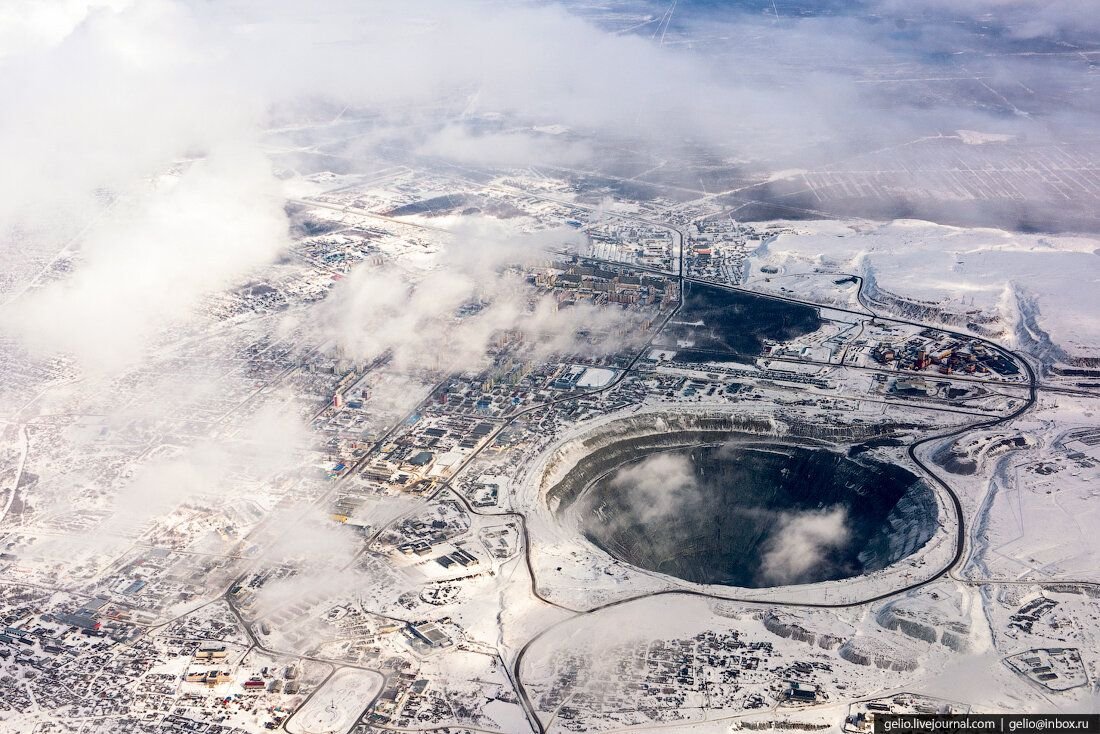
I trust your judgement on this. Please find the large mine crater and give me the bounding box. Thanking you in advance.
[555,441,937,588]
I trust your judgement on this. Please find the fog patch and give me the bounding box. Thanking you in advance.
[3,147,289,372]
[607,452,701,524]
[312,218,641,373]
[758,506,851,586]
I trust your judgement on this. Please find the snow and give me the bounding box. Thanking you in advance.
[746,219,1100,362]
[575,367,618,388]
[286,668,383,734]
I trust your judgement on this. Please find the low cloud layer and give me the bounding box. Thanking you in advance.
[4,148,289,370]
[758,506,851,586]
[24,397,313,566]
[2,0,1096,374]
[608,452,701,524]
[311,218,640,373]
[1,0,1096,621]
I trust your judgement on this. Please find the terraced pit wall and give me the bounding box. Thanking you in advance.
[542,411,916,514]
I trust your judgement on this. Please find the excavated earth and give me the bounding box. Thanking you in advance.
[560,441,938,588]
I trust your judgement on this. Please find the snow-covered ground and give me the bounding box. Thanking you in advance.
[575,367,618,388]
[745,219,1100,363]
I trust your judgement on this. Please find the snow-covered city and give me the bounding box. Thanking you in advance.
[1,2,1100,733]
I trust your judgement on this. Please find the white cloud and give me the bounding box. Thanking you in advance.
[2,0,1092,377]
[0,1,134,60]
[758,506,851,585]
[312,217,639,374]
[873,0,1100,41]
[4,146,289,371]
[609,452,701,524]
[1,0,1095,613]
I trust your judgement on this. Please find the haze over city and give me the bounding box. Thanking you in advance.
[1,2,1099,733]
